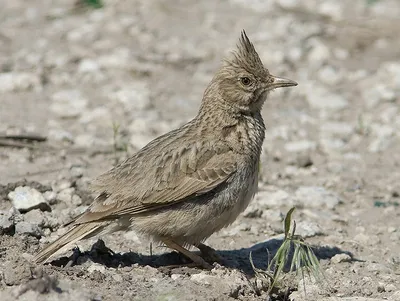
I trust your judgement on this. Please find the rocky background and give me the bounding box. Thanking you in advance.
[1,0,400,300]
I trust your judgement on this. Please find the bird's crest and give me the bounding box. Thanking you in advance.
[225,30,265,73]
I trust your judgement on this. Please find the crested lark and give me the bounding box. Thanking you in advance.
[34,31,297,268]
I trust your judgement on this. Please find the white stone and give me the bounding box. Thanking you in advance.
[0,72,40,92]
[170,274,182,281]
[320,138,345,152]
[56,188,76,204]
[380,106,398,123]
[295,221,323,237]
[285,140,316,152]
[307,41,330,66]
[364,84,396,108]
[15,221,42,237]
[48,129,74,142]
[256,189,290,207]
[289,277,320,300]
[261,209,284,222]
[305,86,348,110]
[294,186,341,209]
[0,211,14,233]
[78,59,100,73]
[385,62,400,86]
[8,186,49,212]
[66,24,96,42]
[87,263,106,274]
[321,122,353,138]
[333,48,349,60]
[51,90,88,118]
[317,65,342,86]
[370,123,394,138]
[123,230,141,243]
[331,253,351,264]
[190,272,213,285]
[98,47,130,68]
[354,233,380,245]
[74,134,97,148]
[318,1,343,21]
[43,191,57,203]
[110,83,150,111]
[112,274,123,282]
[72,195,82,206]
[51,180,72,192]
[287,47,302,62]
[79,106,112,125]
[368,137,392,153]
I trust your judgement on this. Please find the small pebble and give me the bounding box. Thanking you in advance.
[0,211,14,234]
[56,188,75,204]
[295,154,313,168]
[43,191,57,204]
[87,263,106,274]
[331,253,352,264]
[51,180,72,193]
[377,283,385,293]
[15,221,43,237]
[294,186,341,209]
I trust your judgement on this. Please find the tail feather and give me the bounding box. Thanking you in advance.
[33,222,107,264]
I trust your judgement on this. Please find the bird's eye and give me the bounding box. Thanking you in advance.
[240,77,252,86]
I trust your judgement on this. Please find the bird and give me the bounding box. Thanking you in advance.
[33,30,297,269]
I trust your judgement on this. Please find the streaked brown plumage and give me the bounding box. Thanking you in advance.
[33,31,297,268]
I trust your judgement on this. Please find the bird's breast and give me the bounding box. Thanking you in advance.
[233,116,265,158]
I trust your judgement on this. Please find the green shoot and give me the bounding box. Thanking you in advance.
[250,207,324,297]
[112,122,128,165]
[77,0,103,9]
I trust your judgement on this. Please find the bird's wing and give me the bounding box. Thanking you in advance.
[74,140,237,224]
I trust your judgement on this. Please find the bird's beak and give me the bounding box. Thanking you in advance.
[268,75,298,89]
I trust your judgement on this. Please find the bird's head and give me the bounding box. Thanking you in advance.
[205,31,297,114]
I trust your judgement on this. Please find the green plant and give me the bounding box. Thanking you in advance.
[77,0,103,9]
[250,208,323,297]
[356,113,370,136]
[366,0,380,5]
[112,121,128,165]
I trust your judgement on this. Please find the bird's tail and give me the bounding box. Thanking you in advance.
[33,222,108,264]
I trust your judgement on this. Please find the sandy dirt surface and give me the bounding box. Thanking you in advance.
[1,0,400,300]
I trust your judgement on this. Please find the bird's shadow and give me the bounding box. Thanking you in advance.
[49,238,355,276]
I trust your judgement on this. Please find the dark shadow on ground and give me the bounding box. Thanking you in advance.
[48,238,354,276]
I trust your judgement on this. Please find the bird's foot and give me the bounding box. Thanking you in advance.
[162,239,213,270]
[197,243,224,265]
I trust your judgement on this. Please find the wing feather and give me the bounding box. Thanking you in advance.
[74,140,237,224]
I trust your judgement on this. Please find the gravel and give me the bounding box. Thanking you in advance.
[294,186,342,209]
[1,0,400,300]
[0,72,41,93]
[0,210,15,234]
[50,90,89,119]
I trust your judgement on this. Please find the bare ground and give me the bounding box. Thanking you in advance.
[1,0,400,300]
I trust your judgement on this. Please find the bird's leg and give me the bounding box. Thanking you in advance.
[197,243,224,264]
[162,239,213,269]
